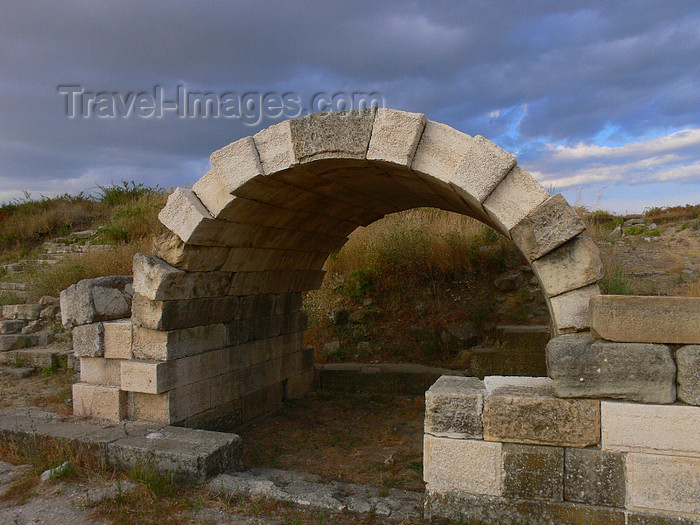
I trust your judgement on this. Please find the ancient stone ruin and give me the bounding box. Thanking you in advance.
[60,109,700,524]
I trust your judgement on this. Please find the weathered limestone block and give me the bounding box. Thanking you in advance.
[0,334,36,351]
[510,194,587,262]
[2,304,41,321]
[0,320,25,334]
[60,275,132,329]
[72,382,127,421]
[424,376,485,438]
[451,135,516,209]
[483,165,550,235]
[228,270,324,295]
[128,391,170,424]
[564,448,625,508]
[482,376,600,447]
[191,168,235,218]
[424,491,626,525]
[601,402,700,457]
[133,254,231,301]
[80,357,121,386]
[590,295,700,344]
[627,512,700,525]
[210,135,264,190]
[121,360,170,394]
[549,283,600,334]
[367,109,426,167]
[676,345,700,405]
[289,111,374,162]
[157,188,226,246]
[412,121,472,189]
[131,293,239,331]
[221,247,327,272]
[423,434,502,496]
[626,453,700,515]
[103,319,132,360]
[531,236,603,298]
[132,323,227,361]
[546,333,677,404]
[254,120,296,174]
[153,231,229,272]
[502,443,564,501]
[72,322,104,357]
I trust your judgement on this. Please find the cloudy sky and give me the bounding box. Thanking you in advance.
[1,1,698,213]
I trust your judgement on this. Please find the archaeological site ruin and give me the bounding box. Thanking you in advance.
[58,109,699,524]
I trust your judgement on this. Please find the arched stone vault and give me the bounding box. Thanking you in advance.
[126,109,602,427]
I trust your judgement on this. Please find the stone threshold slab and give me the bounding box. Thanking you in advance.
[207,468,422,521]
[0,409,242,481]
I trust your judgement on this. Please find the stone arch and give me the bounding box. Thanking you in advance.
[126,109,602,427]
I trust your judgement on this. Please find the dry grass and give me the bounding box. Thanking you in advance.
[685,281,700,297]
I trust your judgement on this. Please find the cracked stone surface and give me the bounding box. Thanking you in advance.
[207,468,422,521]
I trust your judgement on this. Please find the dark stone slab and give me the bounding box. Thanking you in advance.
[564,448,625,508]
[503,443,564,501]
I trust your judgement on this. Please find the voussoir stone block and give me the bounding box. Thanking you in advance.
[546,333,676,404]
[677,345,700,405]
[483,165,550,235]
[423,434,502,496]
[451,135,516,208]
[72,382,127,421]
[133,254,231,301]
[253,120,296,174]
[152,232,229,272]
[502,443,564,501]
[209,135,264,192]
[60,275,132,329]
[367,108,426,167]
[158,188,226,246]
[564,448,626,508]
[590,295,700,344]
[424,376,485,438]
[549,283,600,334]
[482,376,600,447]
[510,193,587,262]
[601,401,700,457]
[289,111,374,163]
[412,120,472,184]
[626,453,700,515]
[532,236,603,298]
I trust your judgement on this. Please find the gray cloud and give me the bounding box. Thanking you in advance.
[1,1,698,209]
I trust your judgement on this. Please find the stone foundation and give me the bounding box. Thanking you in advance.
[424,376,700,524]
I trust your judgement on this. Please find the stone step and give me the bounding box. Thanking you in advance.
[207,468,421,521]
[0,282,28,291]
[0,343,68,368]
[0,409,242,481]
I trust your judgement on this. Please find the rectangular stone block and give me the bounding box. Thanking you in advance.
[80,357,121,386]
[601,402,700,457]
[72,322,103,357]
[228,270,324,295]
[549,283,600,334]
[127,391,171,424]
[103,319,132,360]
[284,369,314,400]
[121,360,170,394]
[132,323,227,361]
[628,512,700,524]
[483,165,550,235]
[221,247,327,272]
[483,376,600,447]
[0,320,26,334]
[253,120,295,174]
[424,376,485,438]
[131,293,239,331]
[677,345,700,406]
[423,434,502,496]
[532,236,603,298]
[367,108,426,168]
[157,188,226,247]
[424,491,626,525]
[502,443,564,501]
[564,448,626,508]
[547,334,677,404]
[133,253,232,301]
[2,304,41,321]
[627,453,700,515]
[72,382,126,421]
[590,295,700,344]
